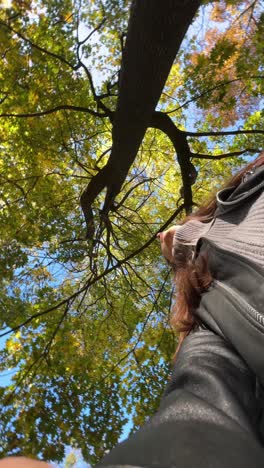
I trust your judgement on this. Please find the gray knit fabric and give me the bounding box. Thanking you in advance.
[172,220,213,257]
[172,167,264,268]
[206,190,264,267]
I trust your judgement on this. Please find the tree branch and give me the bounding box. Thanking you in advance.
[0,104,106,119]
[192,148,261,160]
[150,111,197,214]
[166,75,264,114]
[4,303,70,405]
[78,18,107,46]
[186,129,264,137]
[0,21,77,70]
[75,35,113,119]
[99,269,171,383]
[0,205,184,339]
[80,0,202,234]
[114,177,156,210]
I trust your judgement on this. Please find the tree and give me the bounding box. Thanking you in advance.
[0,0,263,464]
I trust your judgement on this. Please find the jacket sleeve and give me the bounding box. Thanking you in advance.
[97,329,264,468]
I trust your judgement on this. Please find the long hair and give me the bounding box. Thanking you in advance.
[172,151,264,352]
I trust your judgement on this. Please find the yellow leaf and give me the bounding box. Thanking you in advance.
[64,12,73,23]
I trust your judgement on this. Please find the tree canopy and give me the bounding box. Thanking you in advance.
[0,0,263,464]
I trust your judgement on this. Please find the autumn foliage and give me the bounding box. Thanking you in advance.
[0,0,263,464]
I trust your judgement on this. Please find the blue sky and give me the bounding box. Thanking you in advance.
[0,330,17,387]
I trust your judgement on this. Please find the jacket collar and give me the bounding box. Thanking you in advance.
[215,165,264,216]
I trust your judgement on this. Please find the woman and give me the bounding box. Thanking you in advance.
[98,153,264,467]
[0,458,51,466]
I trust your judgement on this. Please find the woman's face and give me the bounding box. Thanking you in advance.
[157,226,177,263]
[0,458,51,467]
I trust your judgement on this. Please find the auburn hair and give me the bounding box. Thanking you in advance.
[171,151,264,353]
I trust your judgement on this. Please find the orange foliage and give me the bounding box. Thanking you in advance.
[188,0,261,126]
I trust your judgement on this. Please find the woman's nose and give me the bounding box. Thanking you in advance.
[157,232,163,241]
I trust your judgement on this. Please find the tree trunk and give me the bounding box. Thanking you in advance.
[81,0,202,236]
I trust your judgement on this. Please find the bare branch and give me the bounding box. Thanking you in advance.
[0,175,27,198]
[186,129,264,137]
[4,303,70,405]
[114,177,156,210]
[98,269,171,382]
[78,18,107,45]
[166,75,264,114]
[0,91,8,105]
[0,205,184,340]
[235,0,258,22]
[0,21,77,70]
[192,148,261,160]
[0,104,106,119]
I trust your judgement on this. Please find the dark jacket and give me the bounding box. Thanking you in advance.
[98,167,264,467]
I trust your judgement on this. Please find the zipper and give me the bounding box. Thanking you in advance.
[214,280,264,328]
